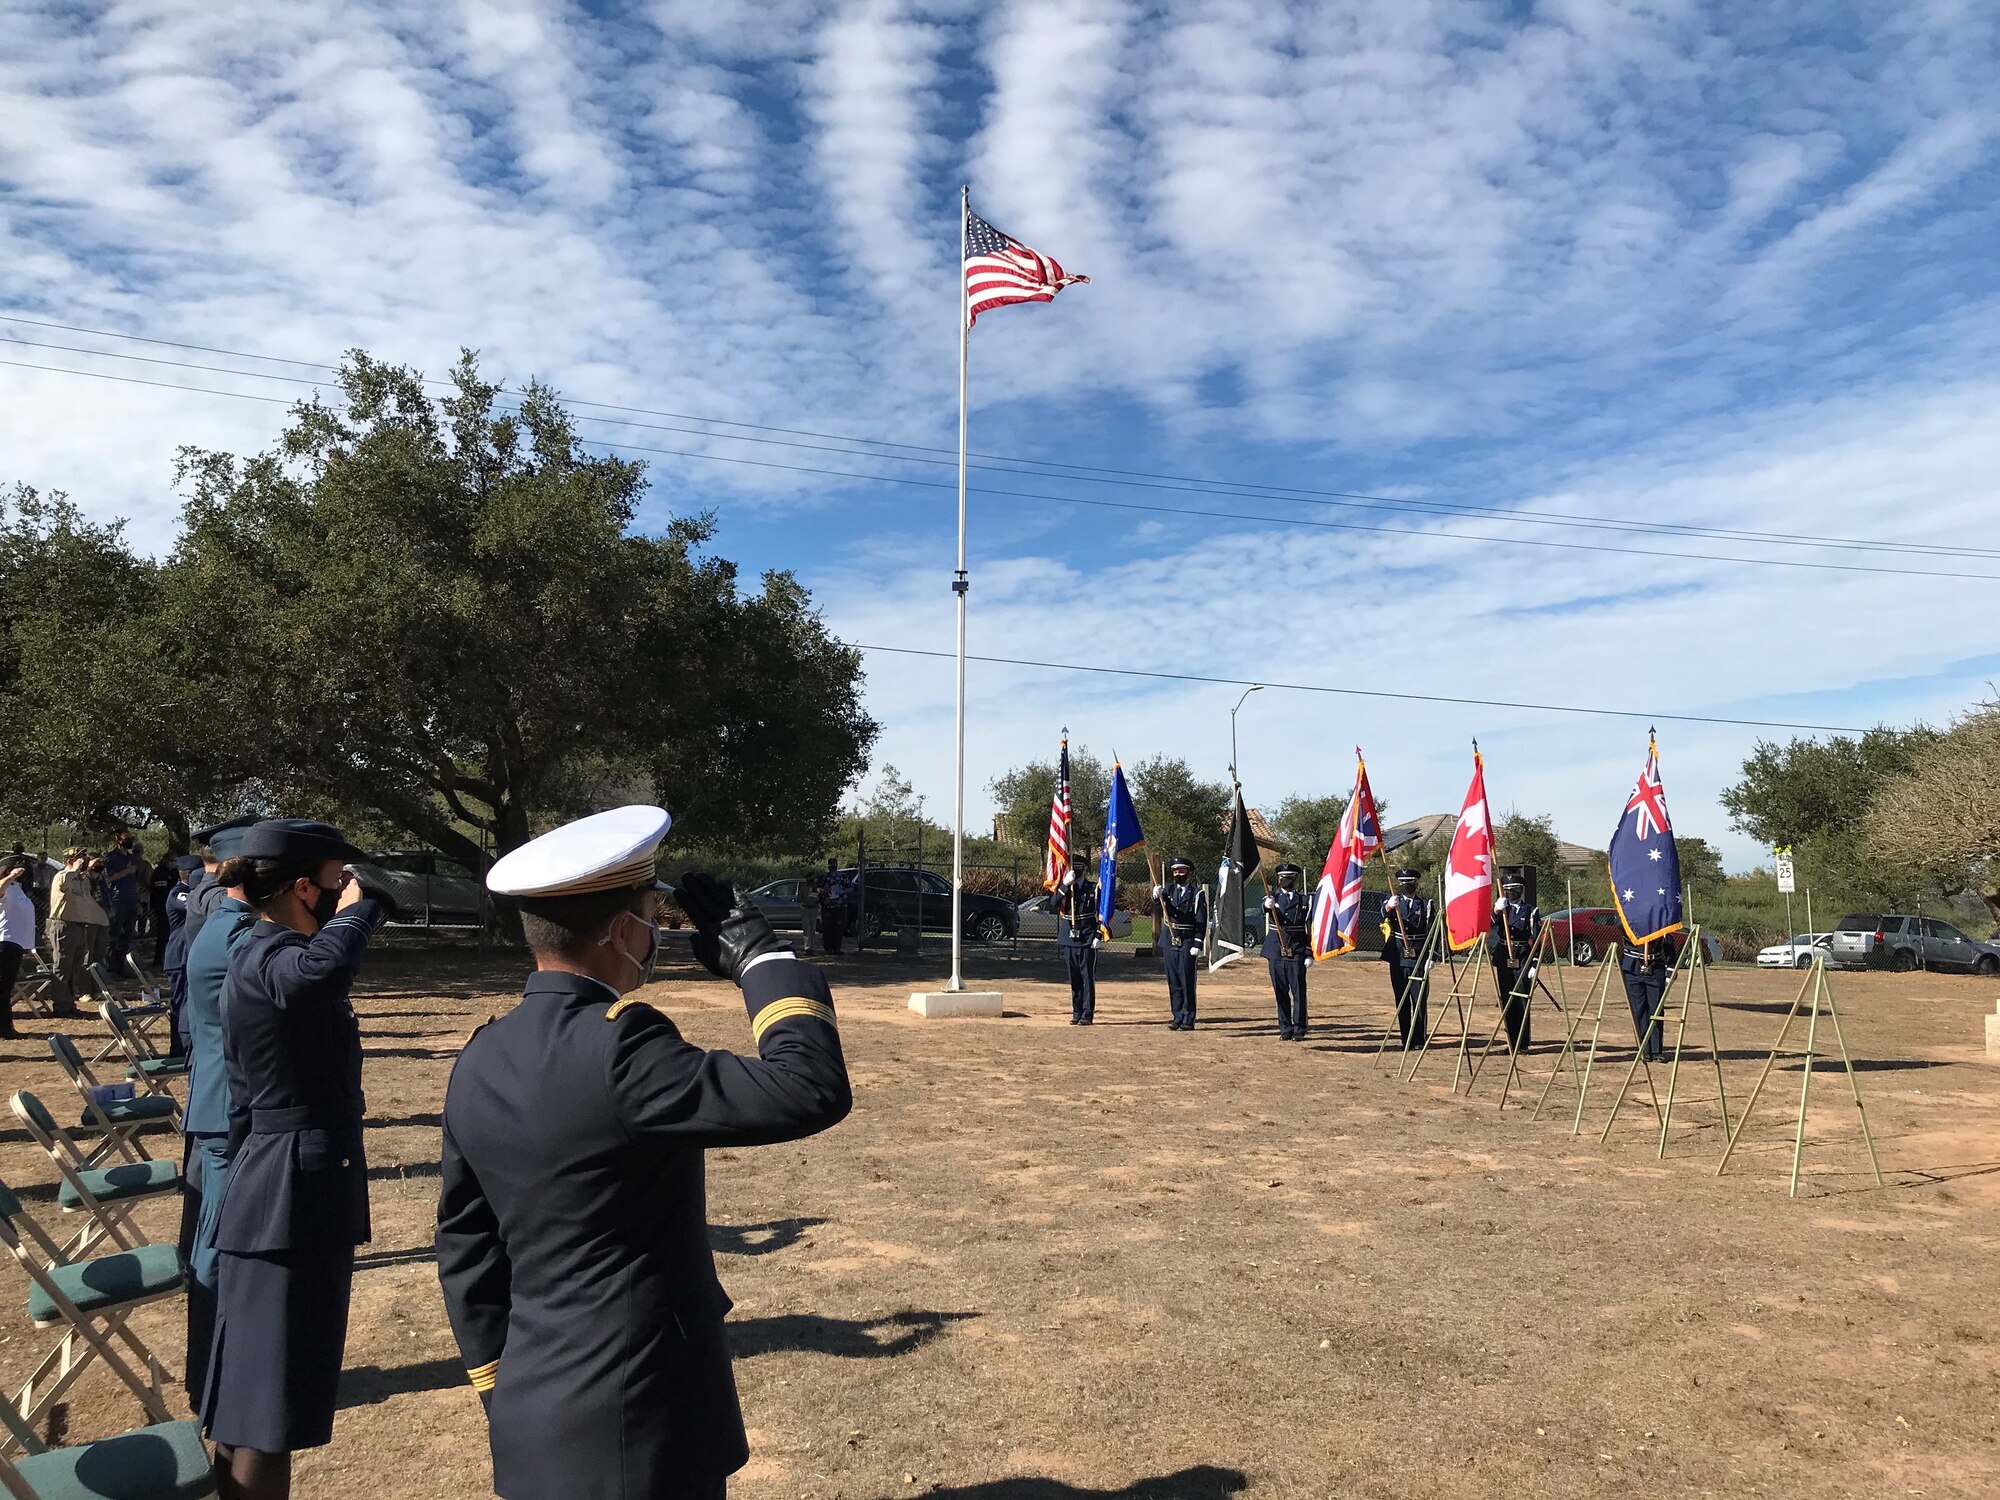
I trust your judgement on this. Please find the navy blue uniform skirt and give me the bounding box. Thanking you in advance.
[200,1244,355,1451]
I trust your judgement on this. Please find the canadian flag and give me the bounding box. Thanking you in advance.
[1444,751,1495,951]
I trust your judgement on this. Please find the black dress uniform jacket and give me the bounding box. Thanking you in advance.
[1259,888,1310,959]
[213,908,380,1255]
[1040,880,1097,946]
[437,956,851,1500]
[202,901,382,1451]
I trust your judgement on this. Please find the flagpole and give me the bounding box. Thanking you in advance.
[949,182,970,993]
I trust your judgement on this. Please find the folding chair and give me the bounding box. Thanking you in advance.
[0,1178,184,1452]
[9,1093,180,1264]
[85,967,169,1065]
[44,1036,178,1166]
[8,957,59,1023]
[0,1401,214,1500]
[95,1006,187,1109]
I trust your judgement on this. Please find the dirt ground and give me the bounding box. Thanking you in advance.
[2,942,1996,1499]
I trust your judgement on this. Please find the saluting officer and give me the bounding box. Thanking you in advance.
[437,806,851,1500]
[1619,928,1683,1063]
[185,815,259,950]
[1261,864,1311,1041]
[178,841,257,1410]
[1381,867,1435,1049]
[1153,856,1209,1031]
[201,819,383,1500]
[1488,867,1542,1053]
[1040,866,1100,1024]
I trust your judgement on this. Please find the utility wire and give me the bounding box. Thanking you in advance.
[851,643,1868,734]
[5,350,1997,583]
[2,312,1990,563]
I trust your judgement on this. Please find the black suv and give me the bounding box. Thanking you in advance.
[838,866,1018,944]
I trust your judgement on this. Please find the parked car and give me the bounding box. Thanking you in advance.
[349,850,488,926]
[1016,895,1134,941]
[1755,933,1832,969]
[1543,907,1624,966]
[1828,913,2000,974]
[796,867,1018,943]
[746,878,809,931]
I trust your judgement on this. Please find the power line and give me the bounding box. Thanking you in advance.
[6,350,1997,583]
[851,643,1868,734]
[3,311,1990,564]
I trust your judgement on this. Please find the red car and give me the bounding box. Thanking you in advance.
[1543,907,1625,966]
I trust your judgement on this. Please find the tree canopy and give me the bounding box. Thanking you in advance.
[1,354,876,867]
[1865,699,2000,922]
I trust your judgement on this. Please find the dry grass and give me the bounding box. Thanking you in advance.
[1,945,1996,1498]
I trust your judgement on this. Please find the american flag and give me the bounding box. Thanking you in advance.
[1311,751,1383,959]
[965,204,1089,328]
[1042,731,1072,891]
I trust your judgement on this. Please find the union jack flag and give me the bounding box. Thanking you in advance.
[1311,751,1383,959]
[1043,732,1072,892]
[966,204,1089,328]
[1609,735,1684,945]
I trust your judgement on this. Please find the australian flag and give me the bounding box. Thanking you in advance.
[1608,734,1683,945]
[1096,760,1145,942]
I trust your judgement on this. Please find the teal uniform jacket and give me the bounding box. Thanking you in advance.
[436,955,851,1500]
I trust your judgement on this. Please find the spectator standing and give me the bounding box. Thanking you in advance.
[101,829,142,971]
[46,849,106,1017]
[0,859,34,1038]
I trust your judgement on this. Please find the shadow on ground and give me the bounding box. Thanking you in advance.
[338,1358,467,1408]
[880,1467,1248,1499]
[711,1217,828,1256]
[729,1310,978,1359]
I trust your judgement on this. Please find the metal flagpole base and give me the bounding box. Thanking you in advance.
[909,990,1005,1018]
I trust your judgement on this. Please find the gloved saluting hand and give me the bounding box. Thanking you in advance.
[676,872,790,984]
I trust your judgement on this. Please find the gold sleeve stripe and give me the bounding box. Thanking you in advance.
[750,996,837,1045]
[605,994,658,1021]
[467,1358,501,1392]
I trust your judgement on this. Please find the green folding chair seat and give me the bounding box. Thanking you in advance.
[80,1096,176,1132]
[26,1244,184,1326]
[7,1419,214,1500]
[56,1161,180,1213]
[121,1058,187,1081]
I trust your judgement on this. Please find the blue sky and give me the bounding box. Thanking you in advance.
[2,0,1997,873]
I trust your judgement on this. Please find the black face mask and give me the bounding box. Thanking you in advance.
[310,882,342,926]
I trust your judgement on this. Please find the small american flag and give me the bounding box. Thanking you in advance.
[966,204,1088,328]
[1043,731,1072,891]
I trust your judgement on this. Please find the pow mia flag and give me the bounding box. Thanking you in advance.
[1211,786,1262,971]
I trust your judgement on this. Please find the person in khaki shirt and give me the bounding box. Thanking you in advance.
[47,849,107,1018]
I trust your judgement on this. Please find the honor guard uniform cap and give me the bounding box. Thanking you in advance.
[1275,863,1303,877]
[1395,866,1420,881]
[194,814,259,860]
[171,854,205,872]
[1167,856,1193,872]
[486,805,673,897]
[239,819,369,863]
[1500,866,1526,888]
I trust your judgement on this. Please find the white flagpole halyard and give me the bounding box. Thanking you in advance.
[949,182,970,992]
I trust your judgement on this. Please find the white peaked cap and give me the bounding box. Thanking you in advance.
[486,805,672,897]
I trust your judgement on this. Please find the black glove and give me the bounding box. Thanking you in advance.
[676,871,789,983]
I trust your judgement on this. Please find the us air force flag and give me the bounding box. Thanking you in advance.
[1210,787,1261,971]
[1609,734,1684,944]
[1097,760,1145,942]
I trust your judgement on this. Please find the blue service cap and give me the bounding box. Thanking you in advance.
[193,815,258,859]
[171,855,205,872]
[237,819,367,864]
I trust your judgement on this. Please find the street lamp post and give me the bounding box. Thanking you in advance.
[1229,684,1264,785]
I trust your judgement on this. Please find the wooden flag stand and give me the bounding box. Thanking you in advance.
[1714,952,1883,1197]
[1530,958,1650,1129]
[1403,932,1488,1092]
[1574,927,1733,1155]
[1491,927,1586,1110]
[1372,915,1444,1072]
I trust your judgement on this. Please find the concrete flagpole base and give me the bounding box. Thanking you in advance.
[909,990,1005,1018]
